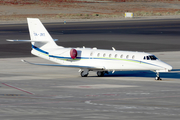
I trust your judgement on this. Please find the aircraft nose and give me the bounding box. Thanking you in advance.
[156,61,173,72]
[164,63,172,71]
[167,65,172,71]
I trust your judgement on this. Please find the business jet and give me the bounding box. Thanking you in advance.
[7,18,172,80]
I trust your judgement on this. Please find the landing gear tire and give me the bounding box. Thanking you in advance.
[81,71,88,77]
[155,77,162,80]
[97,71,104,77]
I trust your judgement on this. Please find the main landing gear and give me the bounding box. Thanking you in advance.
[80,69,89,77]
[97,71,105,77]
[155,72,162,80]
[80,70,108,77]
[81,71,89,77]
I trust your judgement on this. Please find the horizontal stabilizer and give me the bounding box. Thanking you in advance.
[7,39,58,42]
[21,60,104,70]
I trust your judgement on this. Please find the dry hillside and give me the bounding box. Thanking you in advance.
[0,0,180,21]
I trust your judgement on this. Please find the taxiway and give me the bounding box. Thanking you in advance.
[0,19,180,120]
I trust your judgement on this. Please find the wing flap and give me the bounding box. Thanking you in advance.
[21,60,104,70]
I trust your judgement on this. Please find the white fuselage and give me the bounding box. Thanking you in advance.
[8,18,173,79]
[31,46,172,72]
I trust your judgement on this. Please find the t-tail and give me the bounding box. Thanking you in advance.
[7,18,61,49]
[27,18,64,59]
[27,18,59,50]
[7,18,63,59]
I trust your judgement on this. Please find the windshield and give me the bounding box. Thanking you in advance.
[149,55,158,60]
[143,55,158,60]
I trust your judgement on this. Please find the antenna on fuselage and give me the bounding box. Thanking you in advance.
[112,47,116,51]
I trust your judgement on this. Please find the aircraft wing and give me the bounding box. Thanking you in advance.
[21,60,104,70]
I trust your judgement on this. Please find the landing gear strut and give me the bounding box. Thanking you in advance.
[155,72,162,80]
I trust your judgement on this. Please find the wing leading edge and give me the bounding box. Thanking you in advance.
[21,60,104,70]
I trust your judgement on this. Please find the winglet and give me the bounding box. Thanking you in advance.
[21,59,35,65]
[21,59,25,63]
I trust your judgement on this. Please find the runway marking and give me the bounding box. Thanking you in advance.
[79,86,91,88]
[85,100,180,115]
[1,83,34,95]
[0,102,180,116]
[5,105,180,116]
[54,84,138,89]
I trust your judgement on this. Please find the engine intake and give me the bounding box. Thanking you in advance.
[70,49,77,59]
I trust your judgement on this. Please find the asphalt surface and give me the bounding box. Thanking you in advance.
[1,19,180,58]
[0,19,180,120]
[0,52,180,120]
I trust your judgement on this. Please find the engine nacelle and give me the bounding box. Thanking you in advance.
[70,49,77,59]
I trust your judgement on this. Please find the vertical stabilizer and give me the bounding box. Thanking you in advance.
[27,18,58,50]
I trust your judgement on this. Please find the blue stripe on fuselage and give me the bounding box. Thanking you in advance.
[32,45,49,55]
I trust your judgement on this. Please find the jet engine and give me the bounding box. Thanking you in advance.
[70,48,77,59]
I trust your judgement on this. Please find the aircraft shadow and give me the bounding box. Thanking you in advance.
[102,69,180,79]
[171,69,180,72]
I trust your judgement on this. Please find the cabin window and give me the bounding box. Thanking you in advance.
[103,53,106,57]
[109,54,112,58]
[115,54,117,58]
[120,55,123,58]
[132,55,135,59]
[126,55,129,59]
[97,53,100,57]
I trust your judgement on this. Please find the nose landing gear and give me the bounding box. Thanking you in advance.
[155,72,162,80]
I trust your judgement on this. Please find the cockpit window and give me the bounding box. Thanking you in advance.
[146,56,150,60]
[149,55,158,60]
[143,55,158,60]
